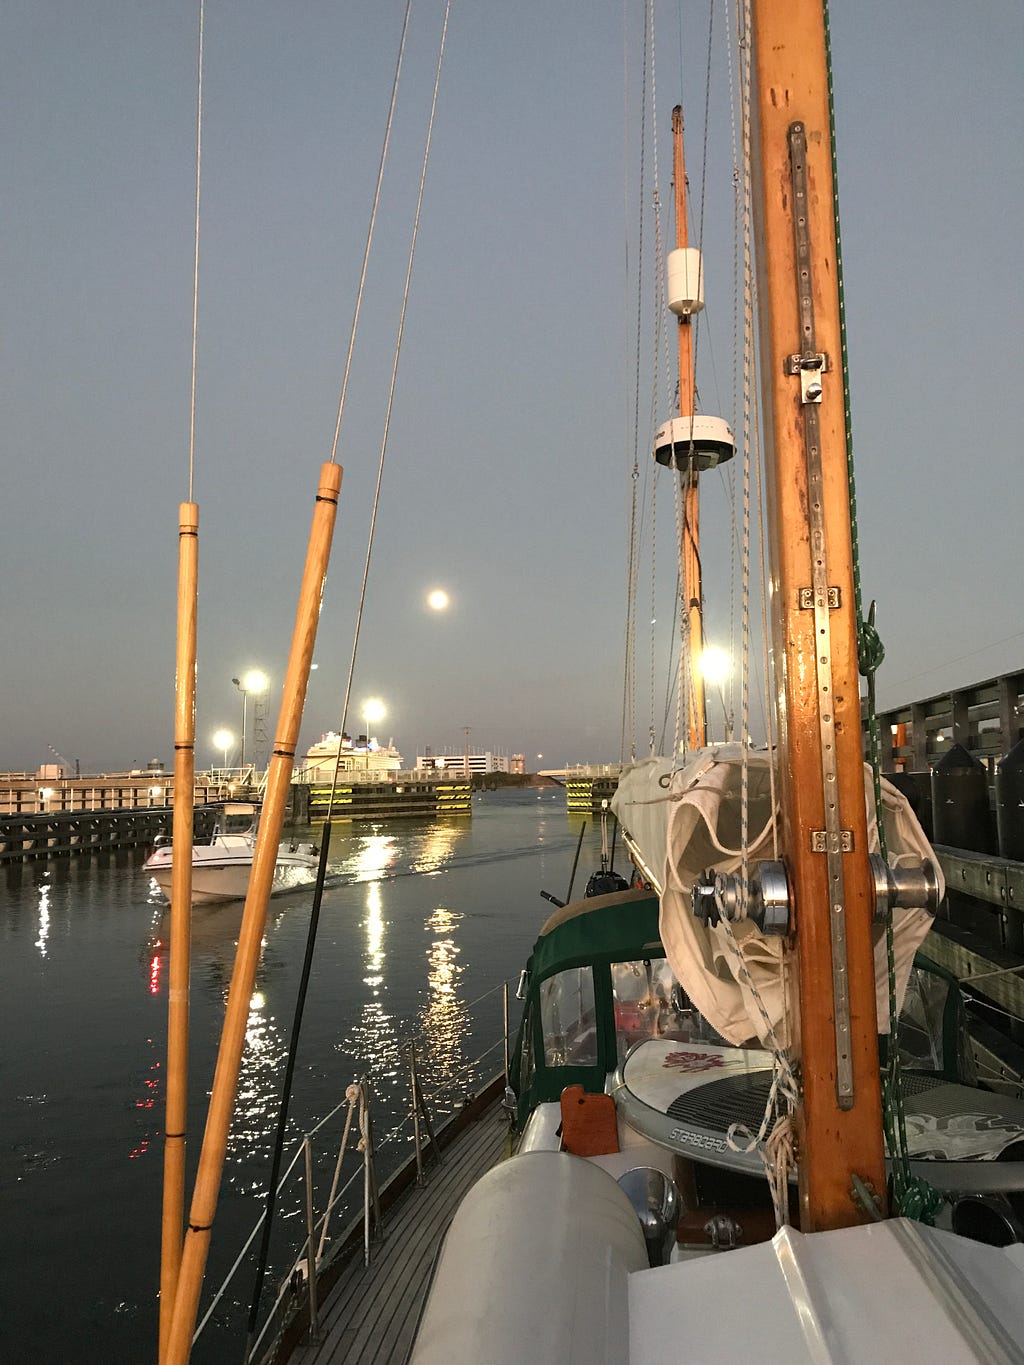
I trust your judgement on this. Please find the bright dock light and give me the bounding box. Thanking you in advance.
[699,645,731,686]
[427,589,449,611]
[242,668,268,694]
[212,728,234,767]
[362,698,386,726]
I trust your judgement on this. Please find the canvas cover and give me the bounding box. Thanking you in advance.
[611,747,942,1050]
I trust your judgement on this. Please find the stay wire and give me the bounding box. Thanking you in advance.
[621,0,653,765]
[186,0,205,502]
[244,5,453,1345]
[328,0,414,466]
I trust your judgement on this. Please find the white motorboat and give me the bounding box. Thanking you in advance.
[144,803,318,905]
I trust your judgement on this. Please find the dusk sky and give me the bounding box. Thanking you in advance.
[3,2,1021,775]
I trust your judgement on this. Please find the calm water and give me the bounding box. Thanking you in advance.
[2,789,601,1363]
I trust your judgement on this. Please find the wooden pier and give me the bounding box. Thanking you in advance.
[565,765,622,814]
[874,668,1024,1095]
[0,805,220,864]
[875,668,1024,772]
[300,772,472,823]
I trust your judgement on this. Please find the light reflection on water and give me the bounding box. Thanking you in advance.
[364,881,385,987]
[418,906,469,1104]
[35,878,51,956]
[226,990,292,1185]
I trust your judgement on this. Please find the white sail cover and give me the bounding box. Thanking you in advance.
[611,747,942,1050]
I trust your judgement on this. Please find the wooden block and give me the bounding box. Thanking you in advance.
[560,1084,620,1156]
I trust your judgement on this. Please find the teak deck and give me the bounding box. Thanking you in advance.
[287,1100,507,1365]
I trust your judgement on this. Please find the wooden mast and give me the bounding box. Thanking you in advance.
[159,501,198,1361]
[672,105,706,749]
[750,0,887,1228]
[165,462,342,1363]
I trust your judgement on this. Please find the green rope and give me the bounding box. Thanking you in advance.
[823,0,942,1227]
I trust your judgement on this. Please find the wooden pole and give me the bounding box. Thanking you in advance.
[159,501,199,1362]
[672,105,705,749]
[750,0,886,1228]
[165,463,342,1363]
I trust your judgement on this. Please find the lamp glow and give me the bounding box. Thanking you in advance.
[699,645,731,686]
[362,698,386,726]
[427,589,449,611]
[212,728,234,768]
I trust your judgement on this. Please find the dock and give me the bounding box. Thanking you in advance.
[565,764,622,813]
[299,772,472,823]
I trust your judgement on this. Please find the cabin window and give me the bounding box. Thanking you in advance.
[539,967,597,1066]
[611,957,694,1062]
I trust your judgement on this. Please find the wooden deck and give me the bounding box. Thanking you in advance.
[287,1099,508,1365]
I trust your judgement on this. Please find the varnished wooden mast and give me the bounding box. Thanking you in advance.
[672,105,706,750]
[159,501,199,1361]
[750,0,887,1227]
[165,462,342,1363]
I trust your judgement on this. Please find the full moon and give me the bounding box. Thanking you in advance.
[427,589,449,611]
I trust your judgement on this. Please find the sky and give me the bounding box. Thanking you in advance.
[2,1,1021,775]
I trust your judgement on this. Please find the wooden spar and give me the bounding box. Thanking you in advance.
[165,462,342,1364]
[159,501,199,1363]
[750,0,887,1228]
[672,104,706,749]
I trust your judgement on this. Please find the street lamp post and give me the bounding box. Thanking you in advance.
[233,670,269,773]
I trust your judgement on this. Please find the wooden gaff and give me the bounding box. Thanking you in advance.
[159,501,199,1362]
[750,0,886,1227]
[165,462,342,1363]
[672,105,705,749]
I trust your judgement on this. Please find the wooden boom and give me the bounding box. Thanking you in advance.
[751,0,887,1228]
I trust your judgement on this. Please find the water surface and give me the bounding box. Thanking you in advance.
[1,789,602,1362]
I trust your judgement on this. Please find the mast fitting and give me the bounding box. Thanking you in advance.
[784,352,830,403]
[799,587,840,610]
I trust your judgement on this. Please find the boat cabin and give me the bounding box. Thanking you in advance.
[510,884,1024,1248]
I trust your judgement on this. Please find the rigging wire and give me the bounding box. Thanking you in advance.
[328,0,414,466]
[621,0,653,766]
[186,0,205,502]
[244,4,453,1345]
[648,18,668,756]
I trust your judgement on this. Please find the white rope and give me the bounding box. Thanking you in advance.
[647,2,668,758]
[718,0,794,1230]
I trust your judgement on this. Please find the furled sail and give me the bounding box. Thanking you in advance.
[611,748,941,1051]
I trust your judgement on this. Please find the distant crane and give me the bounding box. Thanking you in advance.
[48,744,78,777]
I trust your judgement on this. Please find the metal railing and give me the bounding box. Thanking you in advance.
[194,978,516,1363]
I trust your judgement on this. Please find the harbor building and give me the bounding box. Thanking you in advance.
[416,748,515,775]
